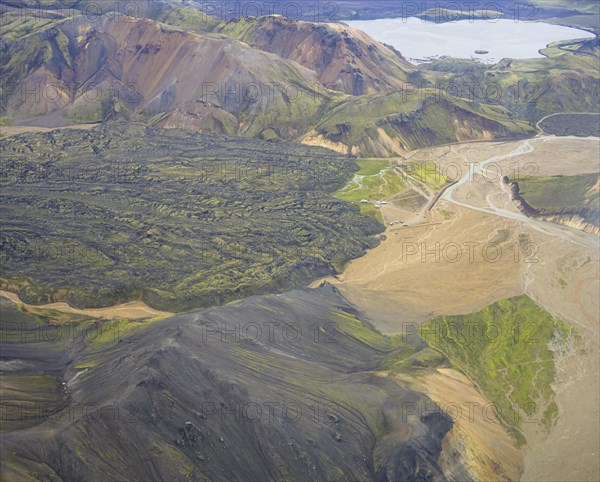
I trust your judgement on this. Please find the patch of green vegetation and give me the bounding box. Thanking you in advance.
[355,160,390,177]
[0,453,60,482]
[406,162,449,191]
[0,123,383,312]
[358,203,384,224]
[511,173,599,228]
[85,318,141,345]
[542,401,559,430]
[53,29,71,66]
[513,174,598,211]
[0,358,67,432]
[152,4,221,33]
[438,209,454,220]
[379,346,447,373]
[216,16,260,39]
[333,310,396,352]
[238,86,329,140]
[420,295,575,445]
[0,12,66,41]
[333,160,405,221]
[488,38,599,116]
[420,37,599,123]
[313,92,534,157]
[64,97,108,123]
[84,315,167,347]
[0,294,91,345]
[73,359,99,369]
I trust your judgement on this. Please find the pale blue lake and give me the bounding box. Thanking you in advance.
[345,17,596,63]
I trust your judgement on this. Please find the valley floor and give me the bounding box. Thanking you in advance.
[0,289,172,321]
[313,135,600,481]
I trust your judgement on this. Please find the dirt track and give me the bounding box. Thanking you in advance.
[0,290,172,320]
[0,124,98,138]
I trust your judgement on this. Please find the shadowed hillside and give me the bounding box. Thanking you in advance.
[0,285,460,482]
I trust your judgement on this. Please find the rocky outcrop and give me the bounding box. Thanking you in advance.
[539,212,600,236]
[508,181,540,217]
[504,178,600,236]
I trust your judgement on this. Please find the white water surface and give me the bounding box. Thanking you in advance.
[345,17,596,63]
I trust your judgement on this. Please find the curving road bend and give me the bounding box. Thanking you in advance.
[441,137,599,252]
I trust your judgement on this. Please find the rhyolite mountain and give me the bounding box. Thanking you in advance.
[212,15,417,96]
[1,7,535,155]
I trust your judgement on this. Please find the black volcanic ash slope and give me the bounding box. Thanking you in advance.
[0,285,456,482]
